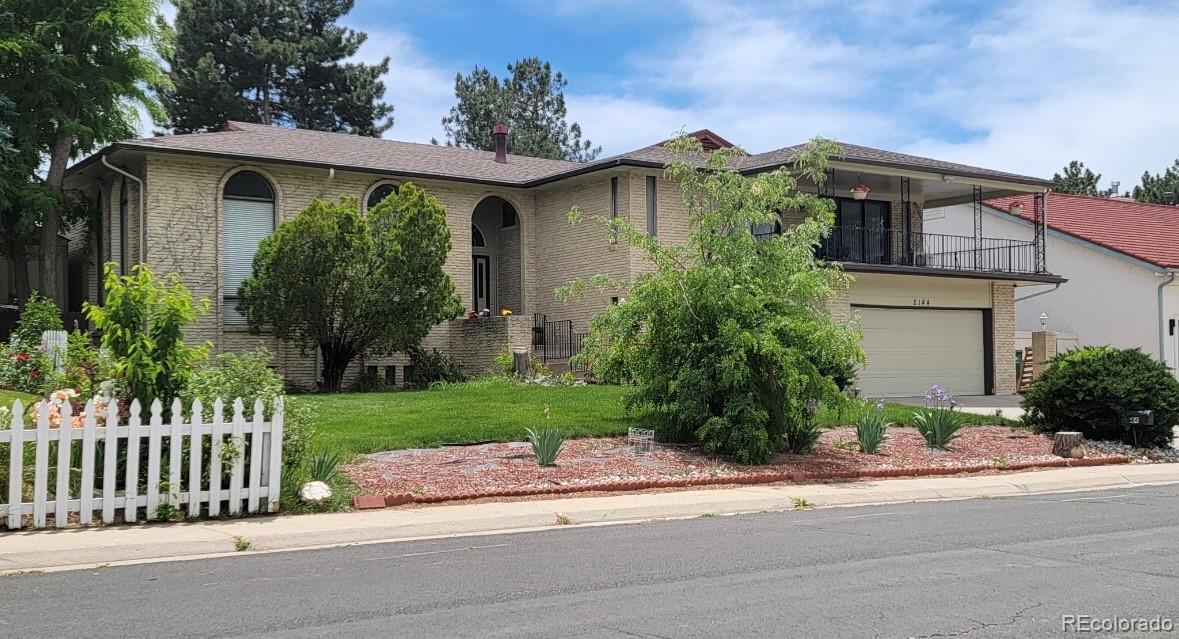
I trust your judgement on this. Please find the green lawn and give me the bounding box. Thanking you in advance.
[815,399,1016,428]
[302,378,634,456]
[0,389,37,411]
[300,379,1013,458]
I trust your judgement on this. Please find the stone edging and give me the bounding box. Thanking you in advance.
[352,455,1131,510]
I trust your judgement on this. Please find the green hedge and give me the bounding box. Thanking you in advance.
[1022,347,1179,447]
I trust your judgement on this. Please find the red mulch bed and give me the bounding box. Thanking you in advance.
[344,427,1129,507]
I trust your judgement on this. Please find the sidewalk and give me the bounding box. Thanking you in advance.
[2,463,1177,573]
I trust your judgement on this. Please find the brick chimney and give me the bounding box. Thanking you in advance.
[493,123,508,163]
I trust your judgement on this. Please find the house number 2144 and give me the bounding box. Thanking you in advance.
[912,298,931,307]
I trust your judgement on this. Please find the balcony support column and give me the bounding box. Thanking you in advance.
[972,185,983,270]
[1033,191,1047,273]
[900,177,911,265]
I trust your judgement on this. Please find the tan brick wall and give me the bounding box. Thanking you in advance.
[446,315,533,375]
[82,150,988,394]
[829,286,852,325]
[533,172,631,332]
[139,155,540,387]
[991,282,1016,395]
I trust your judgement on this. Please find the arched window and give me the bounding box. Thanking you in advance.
[366,182,398,210]
[471,224,486,248]
[222,170,275,325]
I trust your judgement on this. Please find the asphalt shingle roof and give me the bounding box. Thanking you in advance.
[987,193,1179,269]
[743,142,1049,185]
[119,121,578,184]
[96,121,1048,188]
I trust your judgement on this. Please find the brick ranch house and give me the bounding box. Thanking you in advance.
[62,122,1062,396]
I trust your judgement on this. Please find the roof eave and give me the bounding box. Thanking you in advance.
[742,156,1052,190]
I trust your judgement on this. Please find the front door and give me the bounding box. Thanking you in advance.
[472,255,491,312]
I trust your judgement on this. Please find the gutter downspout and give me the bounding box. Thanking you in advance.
[101,154,145,266]
[1158,271,1177,362]
[1014,282,1061,302]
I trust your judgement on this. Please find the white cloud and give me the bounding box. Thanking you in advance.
[348,27,455,143]
[137,0,1179,189]
[900,0,1179,188]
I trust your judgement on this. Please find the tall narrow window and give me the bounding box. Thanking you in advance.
[610,176,619,219]
[222,171,275,325]
[118,178,129,274]
[645,175,657,236]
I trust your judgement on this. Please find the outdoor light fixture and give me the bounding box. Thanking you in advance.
[1010,202,1024,216]
[1039,312,1049,329]
[941,174,956,182]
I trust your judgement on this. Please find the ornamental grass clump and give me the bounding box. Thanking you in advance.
[912,384,967,450]
[855,400,889,453]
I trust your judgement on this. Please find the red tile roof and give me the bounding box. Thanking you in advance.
[986,193,1179,269]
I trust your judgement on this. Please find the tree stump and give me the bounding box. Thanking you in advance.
[512,349,531,377]
[1052,431,1085,458]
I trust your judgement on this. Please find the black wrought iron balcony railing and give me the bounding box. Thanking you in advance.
[815,226,1043,275]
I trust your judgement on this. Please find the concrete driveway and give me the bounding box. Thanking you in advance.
[891,394,1024,421]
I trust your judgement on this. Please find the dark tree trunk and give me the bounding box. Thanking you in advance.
[319,343,356,392]
[41,133,73,306]
[10,251,31,305]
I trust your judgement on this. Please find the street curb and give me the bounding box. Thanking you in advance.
[352,455,1132,509]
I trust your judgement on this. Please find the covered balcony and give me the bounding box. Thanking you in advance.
[817,226,1041,275]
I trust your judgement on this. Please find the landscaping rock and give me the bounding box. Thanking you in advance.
[299,480,332,503]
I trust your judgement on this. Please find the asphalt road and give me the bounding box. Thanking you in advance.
[3,485,1178,638]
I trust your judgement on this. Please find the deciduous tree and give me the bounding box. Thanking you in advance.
[561,136,862,463]
[238,186,461,391]
[0,0,168,305]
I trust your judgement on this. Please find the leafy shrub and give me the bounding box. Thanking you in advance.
[561,135,862,464]
[180,348,313,478]
[784,400,823,454]
[85,263,210,406]
[855,403,889,453]
[525,426,565,466]
[181,348,284,416]
[495,349,515,376]
[912,385,967,449]
[405,345,465,389]
[11,291,63,346]
[0,342,50,394]
[351,367,387,393]
[1022,347,1179,447]
[817,355,858,393]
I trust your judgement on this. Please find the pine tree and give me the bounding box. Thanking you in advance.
[1051,161,1104,196]
[1134,159,1179,205]
[441,58,601,162]
[158,0,392,136]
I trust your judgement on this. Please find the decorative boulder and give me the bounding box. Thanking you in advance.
[299,480,333,503]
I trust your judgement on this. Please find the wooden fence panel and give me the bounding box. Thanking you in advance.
[2,396,283,530]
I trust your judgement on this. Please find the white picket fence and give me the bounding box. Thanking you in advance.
[1,396,283,530]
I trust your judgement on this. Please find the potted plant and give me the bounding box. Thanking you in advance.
[466,310,478,319]
[851,183,871,200]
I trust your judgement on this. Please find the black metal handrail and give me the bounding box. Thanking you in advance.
[816,226,1042,275]
[532,313,588,362]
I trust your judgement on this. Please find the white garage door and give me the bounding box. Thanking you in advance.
[857,307,985,397]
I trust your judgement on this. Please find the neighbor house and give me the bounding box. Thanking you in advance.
[926,193,1179,371]
[63,122,1061,396]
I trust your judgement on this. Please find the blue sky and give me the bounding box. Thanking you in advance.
[160,0,1179,190]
